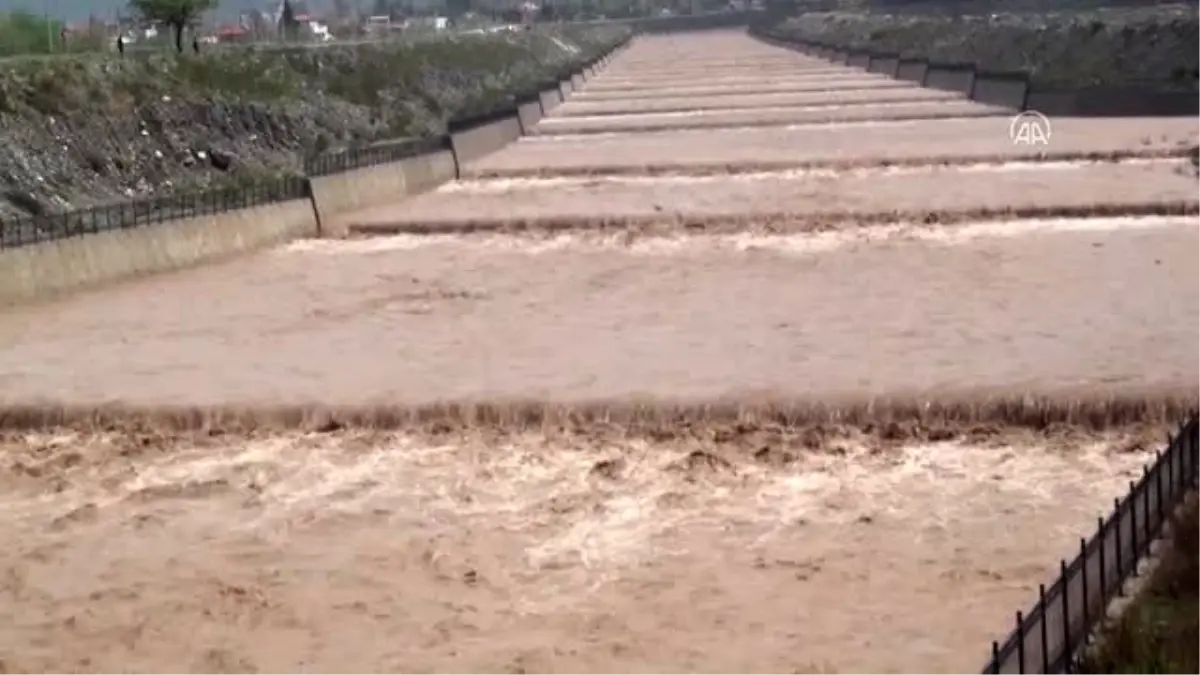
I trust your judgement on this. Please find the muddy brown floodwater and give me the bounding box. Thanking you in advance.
[462,117,1199,178]
[1,28,1196,675]
[349,160,1198,233]
[0,425,1168,673]
[532,101,1006,134]
[0,219,1194,406]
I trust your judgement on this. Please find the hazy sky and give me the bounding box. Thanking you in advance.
[0,0,342,21]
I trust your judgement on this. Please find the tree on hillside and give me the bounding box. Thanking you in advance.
[280,0,300,40]
[128,0,217,53]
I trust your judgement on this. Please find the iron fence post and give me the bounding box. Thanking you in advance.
[1016,610,1026,674]
[1180,422,1190,485]
[991,641,1001,674]
[1097,518,1107,599]
[1156,449,1164,525]
[1038,584,1049,673]
[1142,467,1151,543]
[1168,439,1176,496]
[1113,499,1123,592]
[1188,422,1196,485]
[1079,538,1089,649]
[1060,560,1070,668]
[1129,482,1138,571]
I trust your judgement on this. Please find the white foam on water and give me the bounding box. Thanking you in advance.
[521,116,939,141]
[280,215,1198,257]
[538,100,982,124]
[436,158,1177,194]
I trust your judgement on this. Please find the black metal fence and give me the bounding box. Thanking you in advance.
[0,176,310,250]
[982,415,1199,674]
[304,135,453,177]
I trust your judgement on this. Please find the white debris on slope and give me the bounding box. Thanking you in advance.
[550,35,581,54]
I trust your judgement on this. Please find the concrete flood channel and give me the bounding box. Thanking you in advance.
[1,30,1197,673]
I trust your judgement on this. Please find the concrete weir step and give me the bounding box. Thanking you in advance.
[531,101,1009,135]
[470,116,1199,179]
[349,159,1199,235]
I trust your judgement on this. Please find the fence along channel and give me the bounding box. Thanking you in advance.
[0,176,311,250]
[983,415,1199,674]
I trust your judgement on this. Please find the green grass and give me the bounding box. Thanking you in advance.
[1079,494,1199,674]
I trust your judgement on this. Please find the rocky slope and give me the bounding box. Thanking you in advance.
[763,4,1198,89]
[0,26,628,219]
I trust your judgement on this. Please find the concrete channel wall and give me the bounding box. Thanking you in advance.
[971,73,1029,109]
[0,200,317,307]
[924,64,976,95]
[867,55,899,77]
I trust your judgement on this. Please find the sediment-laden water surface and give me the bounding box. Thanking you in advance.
[1,28,1195,675]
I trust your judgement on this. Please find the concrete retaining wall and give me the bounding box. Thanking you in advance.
[517,100,543,134]
[971,74,1028,109]
[925,65,975,95]
[846,52,870,68]
[831,50,849,65]
[539,88,562,112]
[1026,88,1200,117]
[450,115,522,166]
[868,56,899,77]
[309,150,457,235]
[559,79,573,99]
[571,73,585,89]
[896,59,928,83]
[0,199,317,307]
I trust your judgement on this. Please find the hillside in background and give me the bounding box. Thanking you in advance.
[2,0,320,22]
